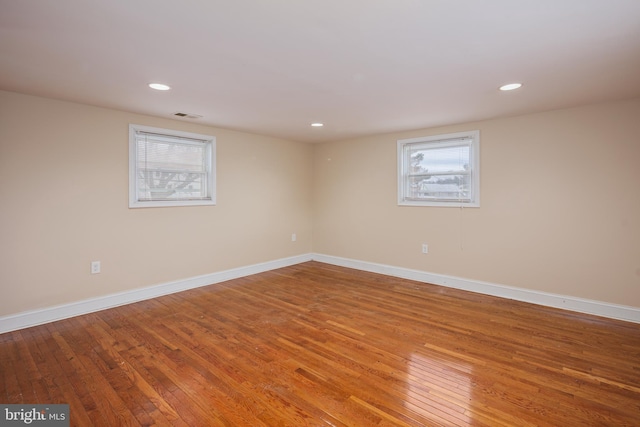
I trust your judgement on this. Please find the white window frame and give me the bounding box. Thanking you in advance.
[129,124,216,208]
[398,130,480,207]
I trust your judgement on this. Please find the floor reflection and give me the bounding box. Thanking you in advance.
[403,351,473,426]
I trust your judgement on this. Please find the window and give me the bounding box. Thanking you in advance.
[398,130,479,207]
[129,124,216,208]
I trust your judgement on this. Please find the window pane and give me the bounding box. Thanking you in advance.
[136,133,209,201]
[409,143,470,174]
[405,174,471,201]
[398,131,479,207]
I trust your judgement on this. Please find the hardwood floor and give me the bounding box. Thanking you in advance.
[1,261,639,426]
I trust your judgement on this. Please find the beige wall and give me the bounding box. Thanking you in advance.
[313,99,640,308]
[1,91,639,318]
[0,91,313,316]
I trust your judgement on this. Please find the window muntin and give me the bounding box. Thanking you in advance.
[129,124,216,208]
[398,131,479,207]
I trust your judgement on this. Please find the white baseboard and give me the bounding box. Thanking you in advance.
[311,253,640,324]
[2,252,638,334]
[0,254,312,334]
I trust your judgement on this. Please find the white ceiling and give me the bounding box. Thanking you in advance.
[1,0,639,143]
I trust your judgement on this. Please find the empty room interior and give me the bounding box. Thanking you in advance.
[1,1,639,426]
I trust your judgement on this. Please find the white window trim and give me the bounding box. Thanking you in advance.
[129,124,216,208]
[397,130,480,207]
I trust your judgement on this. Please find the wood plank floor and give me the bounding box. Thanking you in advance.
[1,261,639,426]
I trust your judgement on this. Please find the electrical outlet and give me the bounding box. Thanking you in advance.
[91,261,101,274]
[291,233,297,242]
[422,244,428,254]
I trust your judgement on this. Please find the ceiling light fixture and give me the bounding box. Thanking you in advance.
[499,83,522,91]
[149,83,171,91]
[311,123,324,127]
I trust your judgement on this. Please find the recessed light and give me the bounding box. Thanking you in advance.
[311,123,324,127]
[149,83,171,91]
[499,83,522,91]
